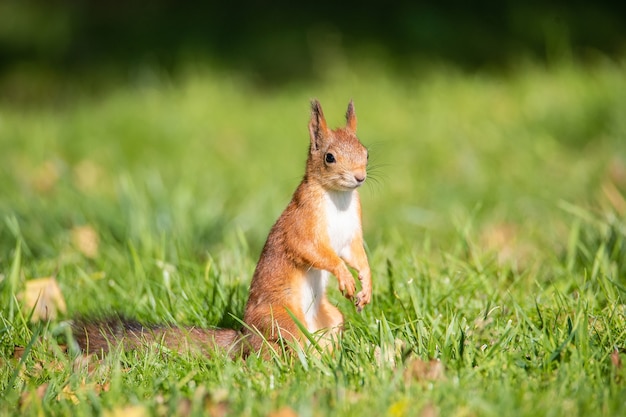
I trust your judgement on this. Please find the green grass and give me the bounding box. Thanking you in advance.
[1,58,626,416]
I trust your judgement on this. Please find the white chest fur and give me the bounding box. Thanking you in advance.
[301,268,329,332]
[324,189,360,258]
[301,190,360,331]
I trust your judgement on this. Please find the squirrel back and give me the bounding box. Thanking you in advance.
[73,100,372,358]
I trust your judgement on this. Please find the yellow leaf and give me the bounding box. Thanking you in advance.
[404,358,446,384]
[387,399,408,417]
[31,160,60,193]
[420,404,439,417]
[71,225,100,259]
[268,407,298,417]
[20,277,67,322]
[19,382,49,412]
[58,384,80,405]
[103,405,149,417]
[73,159,103,192]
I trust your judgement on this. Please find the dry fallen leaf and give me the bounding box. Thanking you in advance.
[608,157,626,189]
[32,160,60,193]
[56,379,111,407]
[373,338,405,368]
[602,181,626,216]
[71,225,100,259]
[99,382,111,393]
[177,398,198,417]
[58,384,80,405]
[208,400,230,417]
[611,348,622,369]
[198,388,230,417]
[73,159,103,192]
[73,353,100,375]
[479,222,535,268]
[20,277,67,322]
[13,346,26,360]
[480,223,518,264]
[404,358,446,384]
[268,406,298,417]
[420,403,439,417]
[103,405,148,417]
[19,382,49,410]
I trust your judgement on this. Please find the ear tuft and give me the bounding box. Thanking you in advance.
[345,100,357,132]
[309,99,328,150]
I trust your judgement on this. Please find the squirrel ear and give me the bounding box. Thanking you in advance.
[308,99,328,151]
[345,100,357,132]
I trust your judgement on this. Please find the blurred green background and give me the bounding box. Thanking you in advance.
[1,0,625,99]
[0,0,625,276]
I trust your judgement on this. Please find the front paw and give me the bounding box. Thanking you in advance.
[354,288,371,312]
[337,272,356,300]
[354,272,372,312]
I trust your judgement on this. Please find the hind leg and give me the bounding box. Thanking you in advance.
[312,299,344,350]
[242,304,305,357]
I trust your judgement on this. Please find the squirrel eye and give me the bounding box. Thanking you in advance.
[325,153,336,164]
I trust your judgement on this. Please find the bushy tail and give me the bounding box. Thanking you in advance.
[72,316,245,357]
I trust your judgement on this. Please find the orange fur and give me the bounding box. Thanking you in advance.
[74,100,371,358]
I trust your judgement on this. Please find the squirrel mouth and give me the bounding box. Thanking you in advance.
[328,173,366,191]
[341,179,365,190]
[349,175,366,189]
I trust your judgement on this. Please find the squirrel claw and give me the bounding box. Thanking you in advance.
[355,297,364,313]
[340,288,354,300]
[354,290,370,312]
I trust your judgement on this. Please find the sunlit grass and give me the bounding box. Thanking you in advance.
[1,58,625,416]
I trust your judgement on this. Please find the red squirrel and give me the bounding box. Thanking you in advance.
[74,100,372,357]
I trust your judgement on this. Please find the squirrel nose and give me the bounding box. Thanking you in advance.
[355,174,366,184]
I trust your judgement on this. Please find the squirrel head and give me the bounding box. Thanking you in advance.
[307,100,368,191]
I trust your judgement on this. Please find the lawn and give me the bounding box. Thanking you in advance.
[1,58,625,416]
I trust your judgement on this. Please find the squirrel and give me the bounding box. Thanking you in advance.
[73,99,372,358]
